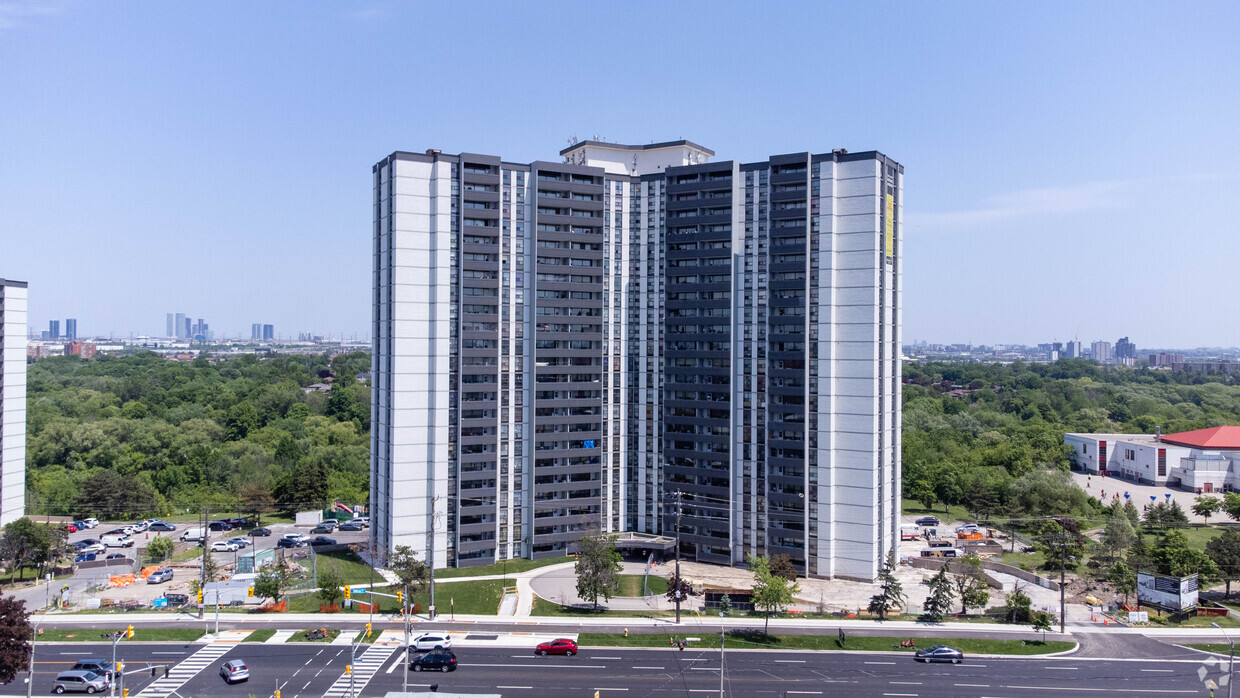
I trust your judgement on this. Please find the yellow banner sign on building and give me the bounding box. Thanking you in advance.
[884,193,895,259]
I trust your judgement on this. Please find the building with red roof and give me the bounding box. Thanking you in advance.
[1066,426,1240,492]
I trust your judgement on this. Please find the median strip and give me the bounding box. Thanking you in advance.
[578,632,1074,656]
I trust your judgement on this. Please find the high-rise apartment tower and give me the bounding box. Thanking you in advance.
[0,279,28,525]
[371,140,902,580]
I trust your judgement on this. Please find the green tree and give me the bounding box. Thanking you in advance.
[1108,561,1136,604]
[1031,610,1054,640]
[0,519,48,584]
[317,568,343,608]
[1151,529,1219,580]
[749,554,800,633]
[254,567,292,604]
[1143,500,1189,529]
[1003,586,1033,624]
[1193,496,1223,526]
[1101,512,1137,564]
[388,545,429,593]
[1207,529,1240,597]
[867,551,905,621]
[145,536,175,562]
[573,527,622,611]
[239,482,275,526]
[922,566,956,622]
[953,556,990,615]
[719,593,732,617]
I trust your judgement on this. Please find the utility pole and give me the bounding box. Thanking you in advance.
[674,490,683,625]
[26,622,40,698]
[719,611,725,698]
[198,506,209,620]
[1053,518,1067,635]
[401,584,410,695]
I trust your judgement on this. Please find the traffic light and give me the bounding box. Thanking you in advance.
[122,690,129,697]
[343,586,351,600]
[126,625,134,639]
[247,586,254,598]
[365,622,372,638]
[275,692,280,698]
[345,665,352,676]
[396,589,403,605]
[197,589,203,604]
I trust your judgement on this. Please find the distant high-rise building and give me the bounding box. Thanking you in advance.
[64,341,96,359]
[64,318,77,341]
[251,324,262,341]
[262,324,274,341]
[1091,340,1113,363]
[1115,336,1136,360]
[166,313,174,337]
[1064,340,1082,359]
[47,319,59,340]
[174,313,187,339]
[371,140,903,580]
[0,279,29,525]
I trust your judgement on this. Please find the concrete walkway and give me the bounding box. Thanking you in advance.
[529,561,673,611]
[1070,470,1215,523]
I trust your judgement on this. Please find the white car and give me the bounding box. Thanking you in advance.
[79,543,106,555]
[210,541,240,553]
[956,523,982,533]
[130,521,150,533]
[410,633,452,651]
[81,518,99,529]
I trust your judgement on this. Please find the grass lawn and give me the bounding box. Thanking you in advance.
[287,628,339,643]
[580,631,1074,655]
[37,628,204,642]
[244,629,277,642]
[435,556,572,579]
[901,499,973,525]
[1184,643,1234,655]
[616,574,668,597]
[300,551,376,586]
[996,550,1045,571]
[1147,613,1240,628]
[0,568,73,589]
[297,579,509,616]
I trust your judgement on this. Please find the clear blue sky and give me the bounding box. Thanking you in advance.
[2,1,1236,348]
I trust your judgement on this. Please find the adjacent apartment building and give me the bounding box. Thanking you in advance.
[0,279,28,525]
[371,140,902,580]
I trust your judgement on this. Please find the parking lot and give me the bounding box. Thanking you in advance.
[61,518,371,608]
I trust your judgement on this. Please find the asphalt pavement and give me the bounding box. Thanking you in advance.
[3,641,1218,698]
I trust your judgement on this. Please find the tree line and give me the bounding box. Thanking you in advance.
[25,351,372,518]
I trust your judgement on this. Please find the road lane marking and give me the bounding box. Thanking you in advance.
[1002,687,1195,693]
[592,689,628,692]
[890,682,922,685]
[592,655,623,659]
[785,693,823,695]
[774,659,806,663]
[955,684,990,688]
[151,653,185,656]
[633,666,665,669]
[959,664,987,667]
[882,694,917,697]
[58,652,92,655]
[864,661,896,665]
[302,681,311,690]
[1140,669,1174,672]
[497,687,533,690]
[1045,666,1078,670]
[690,667,721,671]
[470,663,605,669]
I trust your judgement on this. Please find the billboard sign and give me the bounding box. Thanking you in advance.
[1137,571,1199,611]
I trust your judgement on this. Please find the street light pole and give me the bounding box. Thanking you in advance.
[429,495,441,620]
[26,621,40,698]
[719,611,725,698]
[1214,622,1234,698]
[674,490,683,625]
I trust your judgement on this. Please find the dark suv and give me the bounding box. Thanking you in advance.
[410,649,457,672]
[208,521,233,532]
[162,593,190,606]
[914,516,941,527]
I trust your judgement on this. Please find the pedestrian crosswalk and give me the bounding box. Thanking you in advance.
[321,644,400,697]
[136,642,232,697]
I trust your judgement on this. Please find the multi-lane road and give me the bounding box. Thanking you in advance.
[10,639,1219,697]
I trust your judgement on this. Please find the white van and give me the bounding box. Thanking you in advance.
[179,527,207,543]
[101,534,135,548]
[900,524,921,541]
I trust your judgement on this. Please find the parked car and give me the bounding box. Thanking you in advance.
[534,638,578,656]
[281,533,308,545]
[52,670,108,694]
[411,633,452,651]
[147,521,177,532]
[248,527,272,537]
[351,516,369,528]
[227,537,250,549]
[311,523,336,534]
[81,518,99,529]
[955,523,981,532]
[338,521,363,532]
[409,649,457,672]
[276,538,304,549]
[104,528,127,536]
[914,516,941,527]
[74,553,97,563]
[223,517,251,528]
[210,541,240,553]
[162,593,189,606]
[309,536,336,546]
[219,659,249,684]
[71,520,86,530]
[147,568,174,584]
[70,659,111,677]
[129,521,149,533]
[179,527,207,543]
[208,521,233,532]
[101,534,134,548]
[118,524,137,535]
[61,523,78,534]
[105,553,127,560]
[914,645,964,663]
[79,542,105,555]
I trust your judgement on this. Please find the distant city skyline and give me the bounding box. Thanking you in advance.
[3,3,1237,346]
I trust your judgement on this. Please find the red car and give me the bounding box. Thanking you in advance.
[534,638,578,656]
[62,523,78,533]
